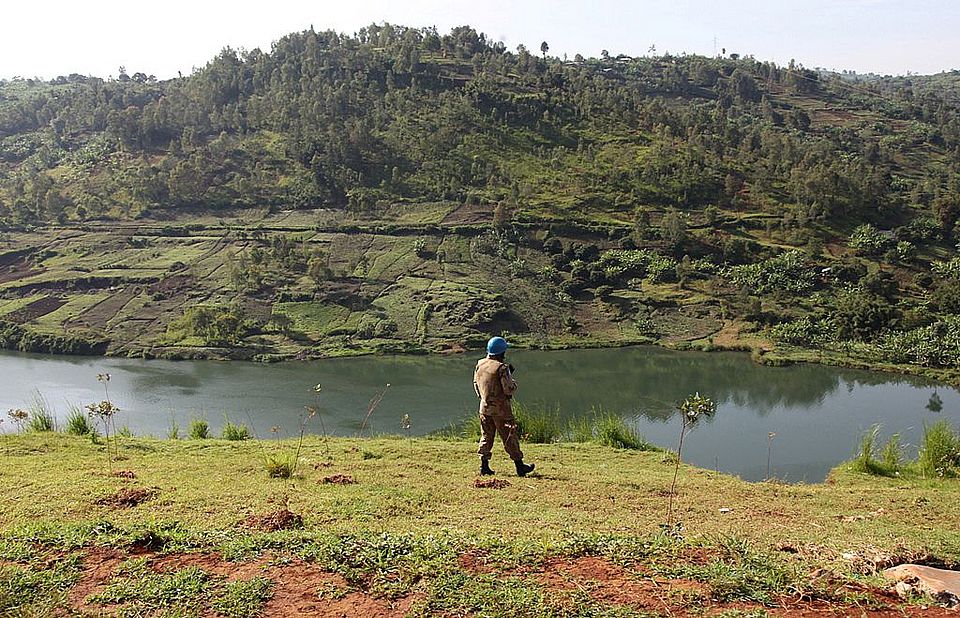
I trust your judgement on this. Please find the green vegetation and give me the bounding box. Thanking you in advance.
[0,430,958,615]
[189,418,210,440]
[221,419,251,441]
[64,405,92,436]
[0,25,958,380]
[846,421,960,479]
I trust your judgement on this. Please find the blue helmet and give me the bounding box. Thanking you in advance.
[486,336,508,355]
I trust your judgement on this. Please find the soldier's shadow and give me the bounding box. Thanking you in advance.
[519,473,566,481]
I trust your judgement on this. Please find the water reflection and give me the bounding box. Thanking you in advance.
[1,347,956,482]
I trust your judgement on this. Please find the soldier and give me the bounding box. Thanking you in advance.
[473,336,536,477]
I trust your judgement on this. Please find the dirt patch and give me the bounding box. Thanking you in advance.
[538,556,699,612]
[243,508,304,532]
[473,478,511,489]
[64,288,139,330]
[0,252,41,285]
[320,474,357,485]
[441,201,493,225]
[110,470,136,480]
[458,550,497,575]
[40,547,960,618]
[2,295,66,323]
[96,487,156,508]
[148,274,195,297]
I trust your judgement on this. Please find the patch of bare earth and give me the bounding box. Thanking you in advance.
[530,556,958,617]
[67,549,418,618]
[242,508,304,532]
[2,295,65,323]
[440,201,492,225]
[473,478,511,489]
[320,474,356,485]
[95,487,156,508]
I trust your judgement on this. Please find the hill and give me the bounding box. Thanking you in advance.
[1,25,959,379]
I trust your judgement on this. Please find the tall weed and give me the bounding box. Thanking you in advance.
[918,420,959,478]
[27,395,56,432]
[65,405,92,436]
[222,419,251,441]
[188,419,209,440]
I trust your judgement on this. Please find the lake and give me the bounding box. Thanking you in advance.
[1,347,957,482]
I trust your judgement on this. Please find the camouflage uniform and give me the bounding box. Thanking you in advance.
[473,356,523,461]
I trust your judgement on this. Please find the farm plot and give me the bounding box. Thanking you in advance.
[30,291,113,333]
[0,295,65,324]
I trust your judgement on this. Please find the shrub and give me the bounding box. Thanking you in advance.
[222,420,251,441]
[65,406,92,436]
[727,251,816,295]
[189,419,209,440]
[849,223,893,256]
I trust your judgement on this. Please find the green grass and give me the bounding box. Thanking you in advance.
[847,421,959,480]
[189,418,210,439]
[918,420,960,478]
[0,432,959,614]
[26,395,56,433]
[88,558,211,613]
[1,433,958,555]
[0,554,82,614]
[211,577,274,618]
[64,405,92,436]
[222,420,252,441]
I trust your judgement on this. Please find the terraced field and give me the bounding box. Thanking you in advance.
[0,206,731,360]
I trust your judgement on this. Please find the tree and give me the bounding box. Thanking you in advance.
[540,41,549,58]
[659,210,687,253]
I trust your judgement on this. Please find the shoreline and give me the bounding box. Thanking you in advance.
[5,328,957,388]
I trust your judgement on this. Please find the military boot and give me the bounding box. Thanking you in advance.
[514,460,535,477]
[480,457,495,476]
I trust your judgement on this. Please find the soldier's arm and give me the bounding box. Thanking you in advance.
[473,367,482,399]
[499,365,518,397]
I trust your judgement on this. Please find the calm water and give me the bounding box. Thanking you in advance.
[1,347,957,482]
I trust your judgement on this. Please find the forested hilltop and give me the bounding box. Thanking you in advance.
[1,25,959,378]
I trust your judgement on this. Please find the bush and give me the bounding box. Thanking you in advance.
[222,420,251,441]
[65,406,92,436]
[727,251,816,295]
[849,223,893,256]
[189,419,209,440]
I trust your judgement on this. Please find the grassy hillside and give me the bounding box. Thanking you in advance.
[1,432,959,615]
[1,26,960,379]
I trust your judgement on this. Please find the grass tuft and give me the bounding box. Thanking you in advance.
[263,453,296,478]
[590,412,659,451]
[513,403,565,444]
[222,420,251,441]
[210,577,273,618]
[189,418,210,440]
[64,405,92,436]
[918,420,959,478]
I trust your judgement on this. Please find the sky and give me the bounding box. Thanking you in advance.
[2,0,958,80]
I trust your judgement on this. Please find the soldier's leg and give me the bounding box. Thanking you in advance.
[494,412,524,462]
[477,414,496,459]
